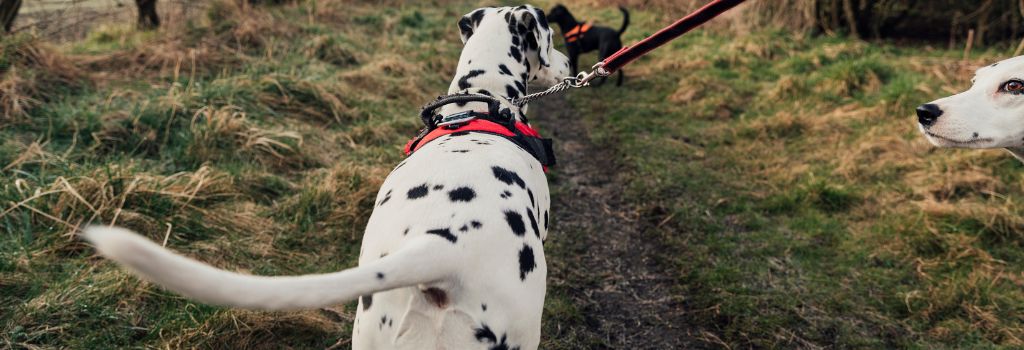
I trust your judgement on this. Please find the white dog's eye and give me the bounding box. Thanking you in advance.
[1001,80,1024,94]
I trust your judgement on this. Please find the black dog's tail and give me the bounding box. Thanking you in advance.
[617,6,629,36]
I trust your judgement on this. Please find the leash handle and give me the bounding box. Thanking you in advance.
[599,0,746,74]
[420,94,503,129]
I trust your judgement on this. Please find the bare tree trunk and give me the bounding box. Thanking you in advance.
[0,0,21,33]
[841,0,860,39]
[136,0,160,30]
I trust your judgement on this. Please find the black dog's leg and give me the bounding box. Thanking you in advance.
[595,41,617,87]
[567,45,581,75]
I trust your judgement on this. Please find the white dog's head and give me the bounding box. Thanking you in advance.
[917,56,1024,157]
[456,5,570,87]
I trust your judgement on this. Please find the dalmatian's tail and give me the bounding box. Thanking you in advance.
[82,226,455,311]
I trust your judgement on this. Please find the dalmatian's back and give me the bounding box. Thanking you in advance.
[354,134,550,349]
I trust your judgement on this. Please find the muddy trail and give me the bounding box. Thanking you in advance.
[535,94,706,349]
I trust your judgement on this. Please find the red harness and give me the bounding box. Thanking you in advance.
[403,118,554,171]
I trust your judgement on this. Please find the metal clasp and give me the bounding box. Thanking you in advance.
[572,62,611,87]
[437,111,476,129]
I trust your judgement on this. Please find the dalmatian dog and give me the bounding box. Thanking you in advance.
[917,56,1024,162]
[83,4,570,350]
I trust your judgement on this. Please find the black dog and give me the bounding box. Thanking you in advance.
[546,4,629,86]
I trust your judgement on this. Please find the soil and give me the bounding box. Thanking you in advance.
[536,93,706,349]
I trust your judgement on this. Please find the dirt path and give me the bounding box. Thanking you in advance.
[535,95,705,349]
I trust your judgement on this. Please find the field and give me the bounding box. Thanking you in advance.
[2,0,1024,348]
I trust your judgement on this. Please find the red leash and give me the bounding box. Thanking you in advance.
[598,0,746,75]
[511,0,746,106]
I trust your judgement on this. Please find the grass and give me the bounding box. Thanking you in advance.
[3,0,1024,348]
[560,5,1024,347]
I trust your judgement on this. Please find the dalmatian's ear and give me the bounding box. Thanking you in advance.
[457,8,486,44]
[515,5,554,67]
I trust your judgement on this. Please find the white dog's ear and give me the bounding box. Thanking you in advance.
[515,5,554,67]
[457,8,486,44]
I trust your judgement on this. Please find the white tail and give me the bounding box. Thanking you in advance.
[82,226,453,311]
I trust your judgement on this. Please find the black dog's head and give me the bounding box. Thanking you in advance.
[544,4,575,29]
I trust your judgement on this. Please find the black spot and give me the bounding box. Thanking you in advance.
[475,325,497,344]
[535,8,549,29]
[451,131,470,137]
[973,132,979,138]
[460,225,469,232]
[403,227,410,235]
[407,184,429,199]
[527,189,535,208]
[505,210,526,236]
[514,80,526,94]
[378,189,393,206]
[451,149,470,153]
[471,8,486,25]
[478,90,493,97]
[433,184,444,190]
[510,47,522,62]
[458,69,486,90]
[377,272,385,280]
[505,85,519,99]
[498,64,513,76]
[482,303,488,311]
[471,220,482,229]
[379,252,388,258]
[426,228,457,243]
[459,17,474,39]
[543,211,548,230]
[389,319,393,327]
[526,208,540,238]
[492,166,525,188]
[360,294,373,310]
[449,187,476,202]
[518,244,536,280]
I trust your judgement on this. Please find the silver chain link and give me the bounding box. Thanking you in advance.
[510,69,604,107]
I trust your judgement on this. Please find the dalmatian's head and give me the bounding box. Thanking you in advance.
[917,56,1024,159]
[456,5,571,87]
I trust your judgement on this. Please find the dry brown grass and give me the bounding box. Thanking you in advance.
[82,36,243,79]
[0,163,237,242]
[0,34,89,121]
[188,105,304,166]
[255,74,356,124]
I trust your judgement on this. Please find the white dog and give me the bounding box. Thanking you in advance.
[917,56,1024,161]
[84,5,570,350]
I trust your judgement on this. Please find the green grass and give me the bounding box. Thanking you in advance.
[3,0,1024,348]
[563,4,1024,347]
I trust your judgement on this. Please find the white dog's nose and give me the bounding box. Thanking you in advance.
[916,103,942,127]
